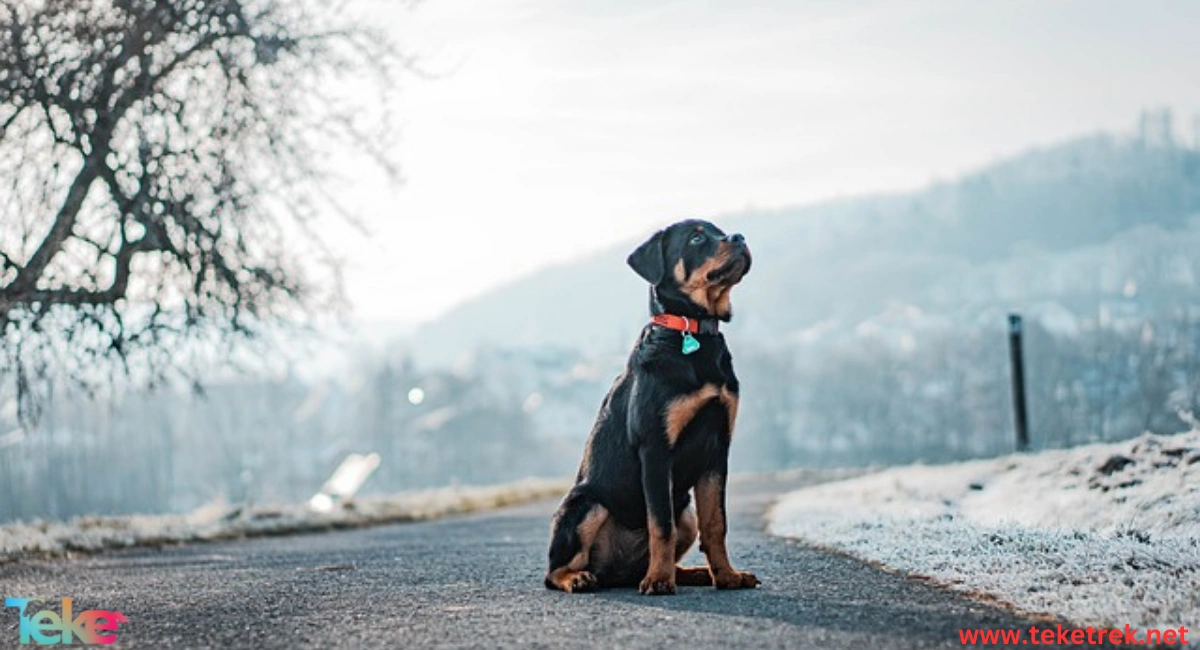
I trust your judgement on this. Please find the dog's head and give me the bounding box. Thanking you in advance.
[626,219,751,321]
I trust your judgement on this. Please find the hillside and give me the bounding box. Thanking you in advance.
[408,133,1200,365]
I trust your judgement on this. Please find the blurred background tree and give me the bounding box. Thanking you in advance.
[0,0,403,421]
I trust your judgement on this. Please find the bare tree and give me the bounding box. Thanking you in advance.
[0,0,404,420]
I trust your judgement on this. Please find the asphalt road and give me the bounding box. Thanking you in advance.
[0,475,1104,649]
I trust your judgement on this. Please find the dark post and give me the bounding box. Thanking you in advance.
[1007,313,1030,451]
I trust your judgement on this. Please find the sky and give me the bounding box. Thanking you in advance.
[332,0,1200,326]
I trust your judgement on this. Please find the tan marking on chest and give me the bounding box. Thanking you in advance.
[663,384,722,446]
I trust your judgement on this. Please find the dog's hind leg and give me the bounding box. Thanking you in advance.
[545,489,608,593]
[675,566,714,586]
[673,505,713,586]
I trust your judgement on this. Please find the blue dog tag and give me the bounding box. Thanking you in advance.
[681,332,700,355]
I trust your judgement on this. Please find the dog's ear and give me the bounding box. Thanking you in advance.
[627,229,666,285]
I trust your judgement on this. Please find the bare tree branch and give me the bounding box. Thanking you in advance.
[0,0,405,422]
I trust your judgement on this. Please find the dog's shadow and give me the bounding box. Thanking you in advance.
[585,570,1032,645]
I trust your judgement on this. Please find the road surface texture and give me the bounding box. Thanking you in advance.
[1,474,1118,649]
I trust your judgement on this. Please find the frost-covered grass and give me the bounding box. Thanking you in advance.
[769,430,1200,635]
[1,478,569,562]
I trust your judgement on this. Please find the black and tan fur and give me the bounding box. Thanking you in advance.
[545,219,757,595]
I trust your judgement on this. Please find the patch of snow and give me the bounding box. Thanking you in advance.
[769,430,1200,635]
[1,478,569,563]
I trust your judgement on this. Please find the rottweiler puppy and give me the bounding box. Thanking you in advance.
[545,219,758,595]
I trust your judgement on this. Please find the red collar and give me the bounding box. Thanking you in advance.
[650,313,719,334]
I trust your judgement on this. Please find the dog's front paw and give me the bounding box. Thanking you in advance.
[638,573,676,595]
[713,569,760,590]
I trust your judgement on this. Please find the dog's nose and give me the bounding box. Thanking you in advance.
[727,233,745,245]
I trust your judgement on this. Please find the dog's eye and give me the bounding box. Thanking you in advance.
[689,233,705,245]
